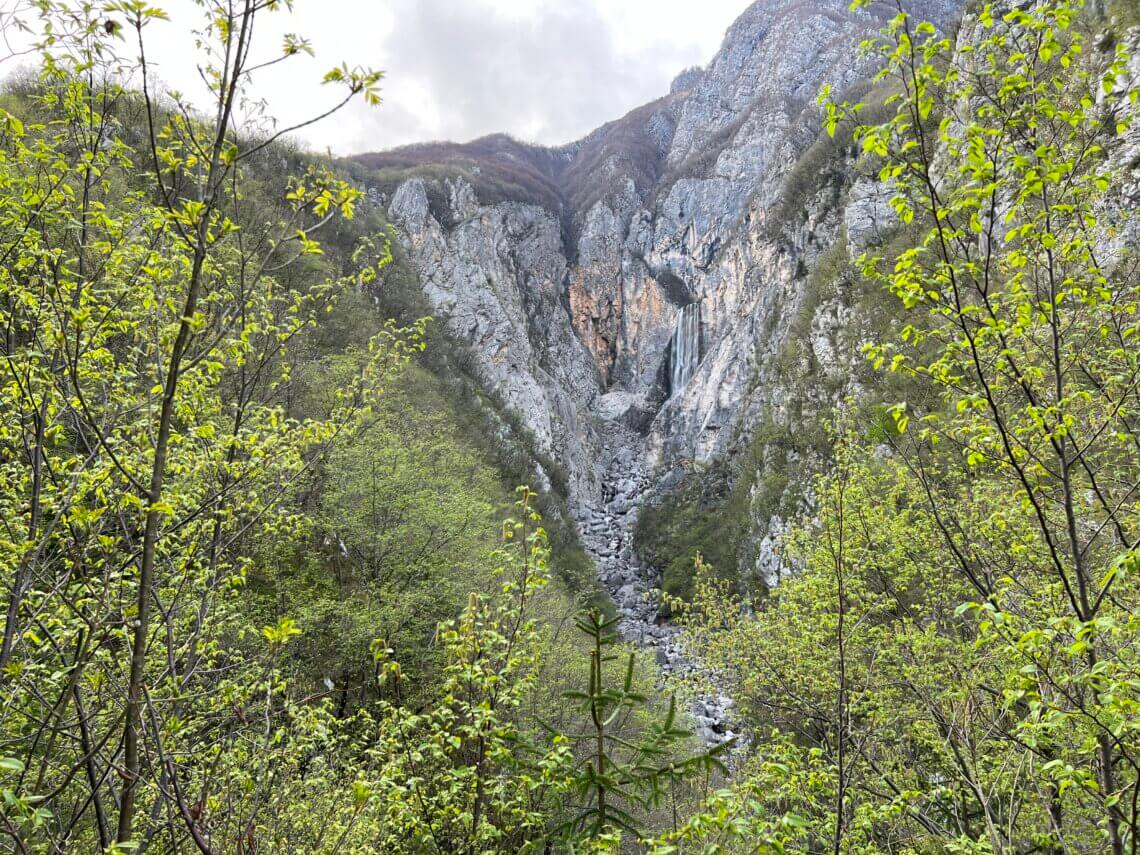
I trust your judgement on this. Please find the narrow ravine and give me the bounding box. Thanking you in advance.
[576,392,736,746]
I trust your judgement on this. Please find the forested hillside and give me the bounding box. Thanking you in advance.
[1,0,1139,852]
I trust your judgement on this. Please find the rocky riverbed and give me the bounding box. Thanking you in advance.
[576,393,737,746]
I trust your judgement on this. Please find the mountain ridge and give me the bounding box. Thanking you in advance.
[334,0,968,694]
[356,0,962,479]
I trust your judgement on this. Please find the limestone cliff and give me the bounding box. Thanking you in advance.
[345,0,970,692]
[368,0,959,503]
[354,0,1140,739]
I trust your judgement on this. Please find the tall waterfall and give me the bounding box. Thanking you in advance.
[669,302,701,396]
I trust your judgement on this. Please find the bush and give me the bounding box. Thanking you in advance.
[633,463,750,601]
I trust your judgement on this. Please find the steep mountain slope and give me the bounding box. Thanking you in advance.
[347,0,967,680]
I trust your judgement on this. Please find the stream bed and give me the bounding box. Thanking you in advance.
[575,394,737,746]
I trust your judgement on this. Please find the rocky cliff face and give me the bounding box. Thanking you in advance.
[359,0,1140,738]
[386,176,604,500]
[364,0,968,689]
[379,0,962,507]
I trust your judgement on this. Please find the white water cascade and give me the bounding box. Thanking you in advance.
[669,302,701,396]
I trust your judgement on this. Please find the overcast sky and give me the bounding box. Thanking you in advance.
[2,0,750,155]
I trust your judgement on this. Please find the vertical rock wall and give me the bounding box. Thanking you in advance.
[377,0,965,517]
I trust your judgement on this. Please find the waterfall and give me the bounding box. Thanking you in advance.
[669,302,701,396]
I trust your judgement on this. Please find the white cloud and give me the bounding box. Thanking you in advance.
[2,0,749,154]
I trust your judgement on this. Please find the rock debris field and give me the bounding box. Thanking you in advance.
[576,397,737,747]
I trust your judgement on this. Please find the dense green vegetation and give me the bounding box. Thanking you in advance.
[0,3,708,851]
[665,2,1140,851]
[645,3,1140,852]
[634,463,749,601]
[1,0,1138,852]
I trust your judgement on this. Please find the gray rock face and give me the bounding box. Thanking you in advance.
[381,0,963,497]
[1104,28,1140,266]
[387,177,604,502]
[845,178,897,252]
[370,0,969,737]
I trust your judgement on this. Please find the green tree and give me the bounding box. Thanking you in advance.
[552,609,727,849]
[269,369,509,714]
[666,1,1140,851]
[0,1,406,849]
[345,488,575,854]
[850,0,1140,848]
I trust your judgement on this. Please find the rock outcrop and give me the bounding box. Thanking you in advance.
[365,0,975,737]
[387,176,604,500]
[378,0,964,511]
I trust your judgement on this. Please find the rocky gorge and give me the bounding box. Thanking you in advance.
[5,0,1140,846]
[362,0,967,735]
[356,0,1139,737]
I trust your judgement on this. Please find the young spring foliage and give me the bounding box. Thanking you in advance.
[671,1,1140,852]
[0,1,411,849]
